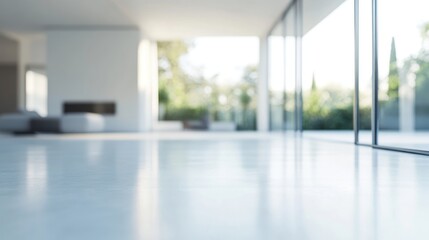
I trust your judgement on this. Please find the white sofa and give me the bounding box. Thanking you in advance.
[0,111,41,133]
[60,113,105,133]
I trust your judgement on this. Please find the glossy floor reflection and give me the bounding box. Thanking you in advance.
[1,133,429,240]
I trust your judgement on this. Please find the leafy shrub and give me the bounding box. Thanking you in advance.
[163,107,207,121]
[303,105,371,130]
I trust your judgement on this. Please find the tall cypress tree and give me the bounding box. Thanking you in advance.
[380,37,400,130]
[388,38,400,100]
[311,73,317,92]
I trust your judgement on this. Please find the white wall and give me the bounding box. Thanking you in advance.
[47,30,140,132]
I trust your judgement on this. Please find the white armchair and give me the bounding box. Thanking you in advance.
[60,113,105,133]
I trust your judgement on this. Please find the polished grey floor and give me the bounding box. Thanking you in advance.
[1,132,429,240]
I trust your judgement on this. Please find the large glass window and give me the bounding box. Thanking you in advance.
[25,67,47,117]
[302,0,355,142]
[267,5,297,132]
[266,0,429,154]
[377,0,429,150]
[157,38,259,131]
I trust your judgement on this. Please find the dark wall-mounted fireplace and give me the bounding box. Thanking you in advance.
[63,102,116,115]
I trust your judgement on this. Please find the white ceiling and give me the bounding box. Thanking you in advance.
[303,0,345,34]
[0,0,292,39]
[269,0,347,36]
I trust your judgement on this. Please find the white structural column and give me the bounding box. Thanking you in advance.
[138,38,158,132]
[257,36,269,132]
[150,43,160,131]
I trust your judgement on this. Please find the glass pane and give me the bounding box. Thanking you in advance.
[268,22,285,131]
[26,69,47,117]
[378,0,429,150]
[302,0,355,142]
[284,4,296,131]
[358,0,373,144]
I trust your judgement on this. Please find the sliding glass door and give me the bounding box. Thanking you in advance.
[302,0,355,142]
[268,4,297,131]
[267,0,429,154]
[376,0,429,151]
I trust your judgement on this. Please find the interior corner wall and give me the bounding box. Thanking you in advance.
[18,37,47,110]
[47,30,140,132]
[0,65,18,114]
[0,34,19,114]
